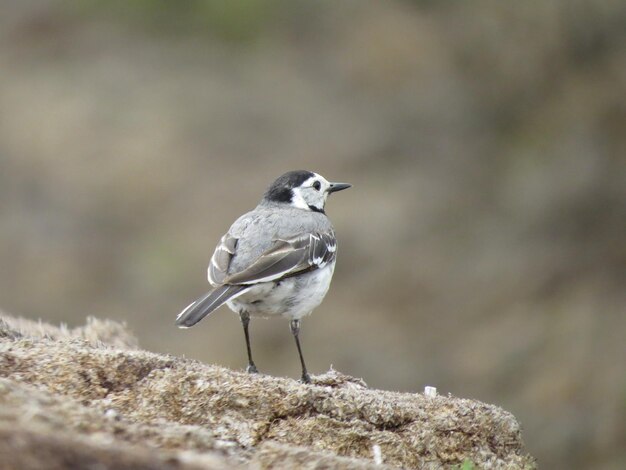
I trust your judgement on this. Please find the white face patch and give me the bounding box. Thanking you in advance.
[290,174,330,212]
[290,187,310,210]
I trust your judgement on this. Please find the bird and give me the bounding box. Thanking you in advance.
[176,170,351,383]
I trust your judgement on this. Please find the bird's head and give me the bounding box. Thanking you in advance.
[262,170,351,214]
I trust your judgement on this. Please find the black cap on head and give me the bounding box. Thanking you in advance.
[264,170,315,203]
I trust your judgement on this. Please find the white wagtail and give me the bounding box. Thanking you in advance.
[176,170,351,383]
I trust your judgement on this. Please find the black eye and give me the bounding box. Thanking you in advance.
[312,181,321,191]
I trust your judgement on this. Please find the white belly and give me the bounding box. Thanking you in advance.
[226,263,335,320]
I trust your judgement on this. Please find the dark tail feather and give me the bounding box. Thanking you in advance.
[176,285,247,328]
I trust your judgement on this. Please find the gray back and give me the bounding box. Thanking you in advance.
[226,203,334,275]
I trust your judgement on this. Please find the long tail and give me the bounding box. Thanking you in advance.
[176,285,248,328]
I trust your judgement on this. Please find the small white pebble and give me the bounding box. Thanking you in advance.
[424,386,438,397]
[372,444,383,465]
[104,409,118,420]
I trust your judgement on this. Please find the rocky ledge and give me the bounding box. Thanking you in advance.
[0,313,534,469]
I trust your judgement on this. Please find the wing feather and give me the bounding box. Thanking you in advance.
[208,233,238,285]
[225,231,337,286]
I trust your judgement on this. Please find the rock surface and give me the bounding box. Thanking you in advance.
[0,313,535,469]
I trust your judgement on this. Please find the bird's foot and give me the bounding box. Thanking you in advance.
[301,372,311,384]
[246,364,258,374]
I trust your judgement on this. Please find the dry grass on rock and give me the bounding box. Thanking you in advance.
[0,313,535,469]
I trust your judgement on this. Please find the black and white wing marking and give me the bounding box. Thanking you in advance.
[225,231,337,285]
[208,233,238,286]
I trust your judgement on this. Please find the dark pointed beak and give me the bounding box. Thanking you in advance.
[328,182,352,193]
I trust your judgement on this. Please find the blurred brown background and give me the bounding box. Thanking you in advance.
[1,1,625,468]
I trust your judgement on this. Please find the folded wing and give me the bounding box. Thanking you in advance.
[222,231,337,286]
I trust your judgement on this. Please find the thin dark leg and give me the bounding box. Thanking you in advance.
[290,319,311,383]
[240,312,258,373]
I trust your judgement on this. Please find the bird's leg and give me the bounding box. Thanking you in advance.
[290,319,311,383]
[240,311,258,374]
